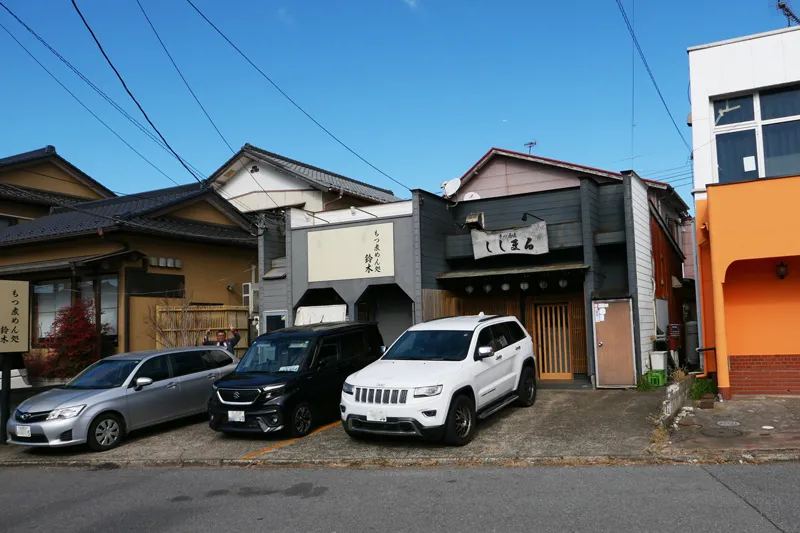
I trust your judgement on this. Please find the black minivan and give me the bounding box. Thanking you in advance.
[208,322,384,438]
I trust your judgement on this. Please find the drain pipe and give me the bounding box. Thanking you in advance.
[323,188,344,211]
[692,347,716,379]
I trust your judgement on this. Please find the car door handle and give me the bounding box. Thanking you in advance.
[167,382,178,389]
[496,354,503,360]
[206,374,216,380]
[515,346,521,351]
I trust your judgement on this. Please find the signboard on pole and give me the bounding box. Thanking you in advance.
[471,222,548,260]
[0,280,30,353]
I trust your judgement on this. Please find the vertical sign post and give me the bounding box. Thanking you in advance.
[0,280,30,444]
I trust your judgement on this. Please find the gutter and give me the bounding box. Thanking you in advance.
[322,189,344,211]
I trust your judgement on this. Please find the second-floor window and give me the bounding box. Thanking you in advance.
[713,84,800,184]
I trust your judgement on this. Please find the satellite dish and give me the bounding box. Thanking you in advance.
[443,178,462,199]
[464,191,481,201]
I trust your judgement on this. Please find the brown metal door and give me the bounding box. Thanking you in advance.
[593,299,636,388]
[533,303,572,380]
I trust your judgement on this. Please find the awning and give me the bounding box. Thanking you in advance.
[437,263,588,280]
[262,266,286,280]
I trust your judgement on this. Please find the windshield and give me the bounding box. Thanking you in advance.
[237,336,313,374]
[64,359,141,389]
[382,330,473,362]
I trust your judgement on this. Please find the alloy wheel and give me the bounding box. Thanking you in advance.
[526,377,536,402]
[295,406,312,435]
[454,403,472,438]
[95,419,120,447]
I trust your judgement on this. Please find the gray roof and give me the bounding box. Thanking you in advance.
[242,144,401,203]
[0,183,256,247]
[0,183,87,206]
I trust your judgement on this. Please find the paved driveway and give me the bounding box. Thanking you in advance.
[0,390,662,466]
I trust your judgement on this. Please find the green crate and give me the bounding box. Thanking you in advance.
[647,370,666,387]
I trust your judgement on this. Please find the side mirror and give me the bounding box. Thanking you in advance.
[380,346,386,354]
[135,377,153,390]
[477,346,494,360]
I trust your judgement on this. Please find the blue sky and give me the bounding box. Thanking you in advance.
[0,0,791,203]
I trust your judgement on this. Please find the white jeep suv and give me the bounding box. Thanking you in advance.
[340,314,536,446]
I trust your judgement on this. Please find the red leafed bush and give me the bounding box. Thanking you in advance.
[38,299,105,380]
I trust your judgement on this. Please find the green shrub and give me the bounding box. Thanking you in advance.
[636,374,655,391]
[690,378,717,400]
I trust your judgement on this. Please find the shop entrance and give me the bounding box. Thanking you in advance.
[532,303,571,379]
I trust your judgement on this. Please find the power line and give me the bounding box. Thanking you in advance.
[0,1,209,181]
[613,0,691,151]
[70,0,202,184]
[133,0,233,154]
[0,20,185,188]
[184,0,411,193]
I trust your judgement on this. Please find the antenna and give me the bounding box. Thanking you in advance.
[524,141,538,154]
[773,0,800,25]
[442,178,462,199]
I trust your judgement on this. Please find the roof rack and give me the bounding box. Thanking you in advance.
[478,314,504,322]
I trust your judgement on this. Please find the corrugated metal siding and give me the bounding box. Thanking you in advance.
[261,278,287,312]
[453,188,582,229]
[598,183,625,232]
[629,177,654,373]
[418,191,456,289]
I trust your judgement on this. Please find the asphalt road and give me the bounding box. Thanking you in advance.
[1,464,799,532]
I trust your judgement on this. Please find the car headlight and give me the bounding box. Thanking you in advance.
[262,384,286,400]
[46,405,86,420]
[414,385,443,398]
[342,382,354,395]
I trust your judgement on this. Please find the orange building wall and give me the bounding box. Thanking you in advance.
[724,257,800,356]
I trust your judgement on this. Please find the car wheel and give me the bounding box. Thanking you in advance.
[443,395,476,446]
[515,366,537,407]
[88,413,124,452]
[288,403,314,438]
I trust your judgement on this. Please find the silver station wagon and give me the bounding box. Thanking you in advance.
[6,346,237,451]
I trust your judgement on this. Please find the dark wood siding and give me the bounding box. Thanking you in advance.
[418,191,458,289]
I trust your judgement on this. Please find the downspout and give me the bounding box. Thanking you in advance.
[323,188,344,211]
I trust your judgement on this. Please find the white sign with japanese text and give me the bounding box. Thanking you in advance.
[307,223,394,282]
[0,280,29,353]
[471,222,548,259]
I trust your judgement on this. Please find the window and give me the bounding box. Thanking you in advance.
[64,359,140,390]
[33,280,72,341]
[201,350,234,370]
[237,336,312,373]
[316,339,340,367]
[340,332,367,361]
[263,311,286,334]
[475,327,493,352]
[79,275,119,336]
[134,356,171,382]
[383,330,474,362]
[168,352,205,377]
[713,85,800,183]
[504,321,528,344]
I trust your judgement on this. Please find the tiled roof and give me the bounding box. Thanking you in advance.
[0,183,86,206]
[0,183,256,247]
[0,145,115,198]
[243,144,401,203]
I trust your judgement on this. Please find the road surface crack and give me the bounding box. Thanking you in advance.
[701,466,786,533]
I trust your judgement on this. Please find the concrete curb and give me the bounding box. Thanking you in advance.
[1,450,799,469]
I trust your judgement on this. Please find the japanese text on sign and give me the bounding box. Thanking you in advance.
[308,223,395,282]
[470,222,549,260]
[0,280,30,353]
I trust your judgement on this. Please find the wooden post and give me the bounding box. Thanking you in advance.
[1,353,12,444]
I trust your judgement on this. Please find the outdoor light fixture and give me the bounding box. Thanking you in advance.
[539,280,548,289]
[521,212,544,223]
[501,283,510,291]
[559,279,568,288]
[777,261,789,280]
[520,281,529,291]
[484,284,492,293]
[465,285,474,294]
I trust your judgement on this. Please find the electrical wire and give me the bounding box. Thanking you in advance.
[613,0,691,151]
[184,0,411,193]
[70,0,202,184]
[0,20,187,188]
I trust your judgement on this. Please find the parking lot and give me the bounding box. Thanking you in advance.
[0,390,663,467]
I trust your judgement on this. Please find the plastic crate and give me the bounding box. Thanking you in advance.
[647,370,666,387]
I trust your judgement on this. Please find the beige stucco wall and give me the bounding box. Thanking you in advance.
[168,201,238,226]
[0,162,105,200]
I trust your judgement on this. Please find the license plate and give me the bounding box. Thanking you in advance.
[366,409,387,422]
[228,411,245,423]
[16,426,31,438]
